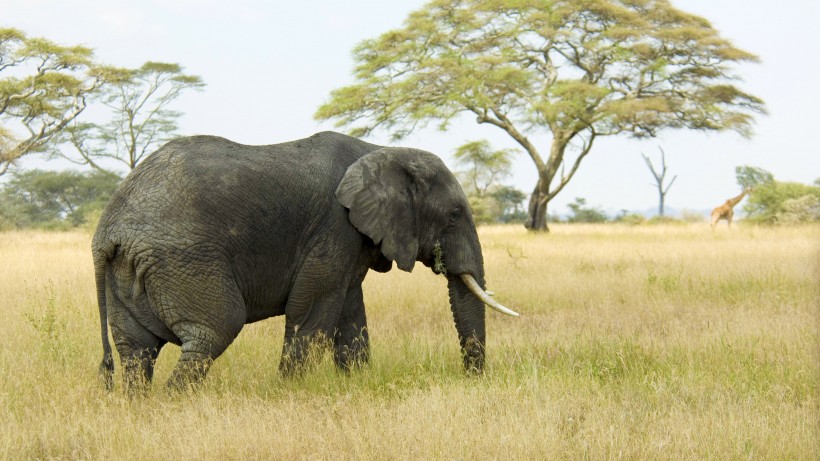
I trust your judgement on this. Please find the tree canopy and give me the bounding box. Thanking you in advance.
[453,139,515,196]
[0,28,121,176]
[451,140,526,223]
[566,197,608,223]
[735,165,774,190]
[316,0,766,231]
[743,180,820,225]
[0,169,120,229]
[51,62,205,175]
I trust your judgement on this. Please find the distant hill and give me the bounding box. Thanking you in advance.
[556,205,751,222]
[595,206,714,221]
[630,207,711,219]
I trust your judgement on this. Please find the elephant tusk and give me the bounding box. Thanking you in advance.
[460,274,520,317]
[486,291,495,297]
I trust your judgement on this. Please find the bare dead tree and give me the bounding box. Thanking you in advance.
[642,146,677,217]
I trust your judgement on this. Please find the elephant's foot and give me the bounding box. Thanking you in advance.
[279,334,332,377]
[118,345,162,396]
[166,352,213,391]
[333,345,370,372]
[333,328,370,372]
[123,372,151,397]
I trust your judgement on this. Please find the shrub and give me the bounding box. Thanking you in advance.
[614,211,646,225]
[679,209,706,223]
[744,181,820,224]
[775,195,820,224]
[567,197,609,223]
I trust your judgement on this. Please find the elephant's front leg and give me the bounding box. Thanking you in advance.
[279,284,346,377]
[333,284,369,371]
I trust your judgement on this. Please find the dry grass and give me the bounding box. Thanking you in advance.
[1,224,818,459]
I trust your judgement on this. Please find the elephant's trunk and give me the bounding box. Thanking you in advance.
[447,274,487,373]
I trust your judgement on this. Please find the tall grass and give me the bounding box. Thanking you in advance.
[1,224,817,459]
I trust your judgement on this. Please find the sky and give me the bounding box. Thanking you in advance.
[2,0,818,216]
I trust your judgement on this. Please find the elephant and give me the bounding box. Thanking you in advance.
[92,131,518,391]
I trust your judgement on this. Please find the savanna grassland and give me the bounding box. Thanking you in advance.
[1,224,818,460]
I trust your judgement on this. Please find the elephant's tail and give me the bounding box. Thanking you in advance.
[93,243,115,391]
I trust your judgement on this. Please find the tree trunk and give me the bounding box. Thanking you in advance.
[524,176,550,232]
[659,191,665,217]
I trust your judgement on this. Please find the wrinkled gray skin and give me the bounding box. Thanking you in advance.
[93,131,488,391]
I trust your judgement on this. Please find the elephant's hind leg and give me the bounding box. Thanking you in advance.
[166,345,215,390]
[107,284,166,395]
[121,342,164,395]
[157,266,247,391]
[165,321,241,390]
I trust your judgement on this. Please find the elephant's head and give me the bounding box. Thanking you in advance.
[336,147,518,372]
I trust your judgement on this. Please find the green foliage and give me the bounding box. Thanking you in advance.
[647,215,683,225]
[736,165,774,190]
[316,0,765,230]
[453,140,515,196]
[24,282,64,359]
[679,209,707,223]
[777,196,820,224]
[1,29,201,177]
[463,185,527,224]
[466,194,493,224]
[567,197,609,223]
[0,28,119,176]
[452,140,525,224]
[432,241,446,275]
[490,185,528,223]
[614,210,646,225]
[743,180,820,224]
[0,169,120,229]
[50,61,205,174]
[453,140,526,224]
[79,207,105,235]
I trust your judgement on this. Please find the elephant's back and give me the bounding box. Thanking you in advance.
[94,132,377,250]
[115,132,376,199]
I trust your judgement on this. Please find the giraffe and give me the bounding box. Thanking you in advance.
[710,189,751,229]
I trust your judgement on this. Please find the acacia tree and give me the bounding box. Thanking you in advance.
[315,0,766,231]
[0,28,117,176]
[453,139,515,197]
[567,197,608,223]
[743,180,820,224]
[735,165,773,190]
[51,62,204,175]
[453,139,521,222]
[0,169,120,228]
[642,146,676,217]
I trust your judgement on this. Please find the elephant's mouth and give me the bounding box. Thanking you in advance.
[459,274,520,317]
[423,241,519,317]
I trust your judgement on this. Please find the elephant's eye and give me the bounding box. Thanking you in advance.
[449,208,462,223]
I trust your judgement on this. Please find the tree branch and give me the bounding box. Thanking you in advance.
[469,106,546,174]
[548,129,597,200]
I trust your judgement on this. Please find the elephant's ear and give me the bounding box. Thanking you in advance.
[336,148,435,272]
